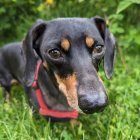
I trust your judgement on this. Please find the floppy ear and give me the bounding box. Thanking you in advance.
[23,20,46,86]
[93,16,116,79]
[104,30,116,79]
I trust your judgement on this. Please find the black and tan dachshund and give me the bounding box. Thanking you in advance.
[0,17,116,122]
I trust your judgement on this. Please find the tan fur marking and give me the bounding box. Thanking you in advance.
[98,75,103,83]
[54,73,79,110]
[10,79,18,85]
[98,74,106,90]
[85,36,94,48]
[61,39,70,51]
[43,61,49,70]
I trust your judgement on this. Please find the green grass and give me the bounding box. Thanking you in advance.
[0,50,140,140]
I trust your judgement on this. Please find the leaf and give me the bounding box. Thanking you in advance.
[117,0,140,14]
[117,1,133,14]
[131,0,140,4]
[135,35,140,45]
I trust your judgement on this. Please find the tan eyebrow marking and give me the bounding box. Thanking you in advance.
[61,39,70,51]
[85,36,94,48]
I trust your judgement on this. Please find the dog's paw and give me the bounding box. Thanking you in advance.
[70,119,81,126]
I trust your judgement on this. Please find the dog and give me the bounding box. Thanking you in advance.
[0,17,116,122]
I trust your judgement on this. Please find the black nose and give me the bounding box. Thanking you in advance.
[78,93,108,114]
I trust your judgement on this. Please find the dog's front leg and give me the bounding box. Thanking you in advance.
[2,87,11,102]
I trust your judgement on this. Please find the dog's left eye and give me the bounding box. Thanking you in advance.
[93,45,103,53]
[48,49,61,59]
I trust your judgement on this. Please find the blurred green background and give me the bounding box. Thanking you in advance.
[0,0,140,140]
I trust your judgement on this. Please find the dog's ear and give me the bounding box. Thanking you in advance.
[92,16,116,79]
[104,30,116,79]
[23,19,46,86]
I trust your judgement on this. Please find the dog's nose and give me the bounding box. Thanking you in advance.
[78,92,108,114]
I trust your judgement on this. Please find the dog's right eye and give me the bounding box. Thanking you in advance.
[93,45,103,53]
[48,49,61,59]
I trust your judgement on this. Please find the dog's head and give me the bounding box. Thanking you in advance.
[23,17,116,114]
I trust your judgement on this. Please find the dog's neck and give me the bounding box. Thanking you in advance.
[37,64,73,111]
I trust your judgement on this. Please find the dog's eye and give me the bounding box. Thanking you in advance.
[48,49,61,59]
[93,45,103,53]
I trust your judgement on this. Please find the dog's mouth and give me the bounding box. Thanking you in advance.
[82,107,105,114]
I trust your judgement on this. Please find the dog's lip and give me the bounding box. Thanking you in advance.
[82,107,105,114]
[80,102,108,114]
[69,104,84,114]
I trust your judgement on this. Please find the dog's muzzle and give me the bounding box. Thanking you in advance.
[77,78,108,114]
[78,91,108,114]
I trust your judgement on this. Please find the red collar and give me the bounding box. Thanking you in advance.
[32,61,78,119]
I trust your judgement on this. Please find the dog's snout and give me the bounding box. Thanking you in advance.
[78,92,108,114]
